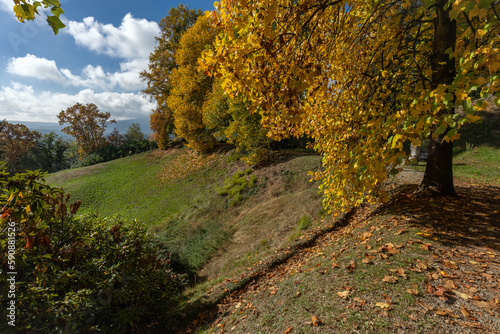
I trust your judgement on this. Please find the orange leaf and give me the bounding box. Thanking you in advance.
[311,315,322,326]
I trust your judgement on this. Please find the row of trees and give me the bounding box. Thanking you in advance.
[1,103,153,173]
[141,5,272,165]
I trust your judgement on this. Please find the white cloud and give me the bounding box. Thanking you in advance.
[66,14,159,60]
[5,14,159,91]
[7,54,65,83]
[7,54,147,91]
[0,82,157,122]
[0,0,13,13]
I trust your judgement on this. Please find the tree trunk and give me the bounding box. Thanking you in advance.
[420,0,457,196]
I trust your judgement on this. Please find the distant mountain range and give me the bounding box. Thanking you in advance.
[7,117,152,139]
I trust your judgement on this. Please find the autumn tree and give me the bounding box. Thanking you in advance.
[149,111,173,149]
[12,0,65,34]
[58,103,116,158]
[203,0,500,214]
[107,128,125,147]
[203,79,270,164]
[0,120,41,172]
[167,14,221,152]
[141,5,202,148]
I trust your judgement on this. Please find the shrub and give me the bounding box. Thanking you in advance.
[71,140,158,169]
[0,165,186,333]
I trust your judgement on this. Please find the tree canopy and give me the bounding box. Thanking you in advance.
[202,0,500,214]
[141,5,202,148]
[0,120,41,172]
[58,103,116,158]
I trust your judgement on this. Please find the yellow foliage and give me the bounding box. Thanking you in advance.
[203,0,500,214]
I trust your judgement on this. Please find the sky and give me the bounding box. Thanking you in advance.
[0,0,215,123]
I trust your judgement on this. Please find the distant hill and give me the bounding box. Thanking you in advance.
[7,117,152,139]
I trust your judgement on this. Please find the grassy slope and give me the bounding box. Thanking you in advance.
[47,149,221,225]
[46,148,325,276]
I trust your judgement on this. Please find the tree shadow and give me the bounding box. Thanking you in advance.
[376,184,500,250]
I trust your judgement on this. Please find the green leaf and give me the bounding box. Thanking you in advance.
[46,16,66,35]
[446,128,457,138]
[42,0,61,7]
[478,0,494,9]
[435,124,447,136]
[444,93,453,102]
[51,7,64,17]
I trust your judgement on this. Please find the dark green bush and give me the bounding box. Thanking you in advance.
[72,140,157,169]
[0,165,186,333]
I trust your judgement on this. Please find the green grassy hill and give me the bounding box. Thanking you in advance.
[46,148,325,277]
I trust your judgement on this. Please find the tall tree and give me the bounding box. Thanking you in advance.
[0,120,41,172]
[125,123,145,142]
[58,103,116,158]
[167,14,221,152]
[203,0,500,214]
[141,5,202,148]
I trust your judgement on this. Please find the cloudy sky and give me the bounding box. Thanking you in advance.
[0,0,214,123]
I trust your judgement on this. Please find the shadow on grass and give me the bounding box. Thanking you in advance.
[374,184,500,250]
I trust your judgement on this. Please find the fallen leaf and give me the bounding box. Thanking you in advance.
[461,307,471,318]
[472,300,499,310]
[284,328,293,333]
[375,302,391,309]
[362,258,373,264]
[443,280,457,290]
[420,244,432,251]
[382,275,398,283]
[434,308,448,316]
[353,297,366,304]
[311,315,322,326]
[395,229,407,235]
[397,268,407,278]
[406,289,419,295]
[453,290,472,300]
[443,261,458,270]
[337,290,350,299]
[346,261,356,271]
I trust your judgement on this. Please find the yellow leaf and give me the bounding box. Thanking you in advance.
[375,302,391,309]
[337,290,350,299]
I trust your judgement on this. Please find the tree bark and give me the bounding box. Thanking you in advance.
[420,0,457,196]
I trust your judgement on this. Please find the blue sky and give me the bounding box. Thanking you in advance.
[0,0,215,123]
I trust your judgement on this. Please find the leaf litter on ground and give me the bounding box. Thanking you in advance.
[178,178,500,334]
